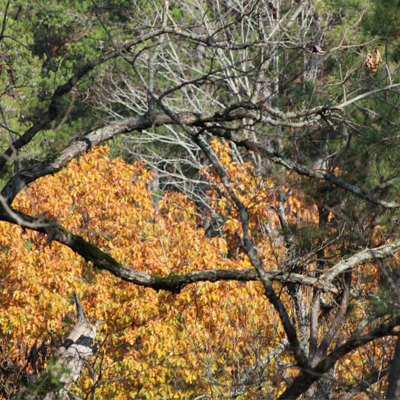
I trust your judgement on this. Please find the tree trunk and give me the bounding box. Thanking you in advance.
[14,295,100,400]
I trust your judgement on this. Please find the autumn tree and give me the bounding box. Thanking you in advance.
[1,0,400,399]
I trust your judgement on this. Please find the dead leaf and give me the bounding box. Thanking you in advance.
[365,52,378,74]
[375,48,383,64]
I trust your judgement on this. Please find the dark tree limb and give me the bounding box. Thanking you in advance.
[338,367,389,400]
[279,316,400,400]
[0,205,338,293]
[194,134,310,370]
[1,108,256,203]
[1,183,399,299]
[387,335,400,399]
[4,101,398,211]
[311,273,351,366]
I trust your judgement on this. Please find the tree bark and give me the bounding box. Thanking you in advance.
[387,335,400,400]
[14,295,100,400]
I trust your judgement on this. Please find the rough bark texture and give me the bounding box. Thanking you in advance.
[387,335,400,400]
[13,295,99,400]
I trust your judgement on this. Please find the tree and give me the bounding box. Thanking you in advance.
[1,0,400,398]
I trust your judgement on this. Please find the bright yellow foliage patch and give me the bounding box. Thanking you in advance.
[0,145,320,398]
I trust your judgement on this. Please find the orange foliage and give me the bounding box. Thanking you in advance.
[0,146,293,398]
[0,144,386,398]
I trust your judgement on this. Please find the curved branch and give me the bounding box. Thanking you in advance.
[0,206,339,293]
[323,240,400,283]
[2,109,252,203]
[332,83,400,110]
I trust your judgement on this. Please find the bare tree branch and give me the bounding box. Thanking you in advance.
[279,316,400,400]
[0,205,338,294]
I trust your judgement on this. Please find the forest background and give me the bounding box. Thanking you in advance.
[1,0,400,399]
